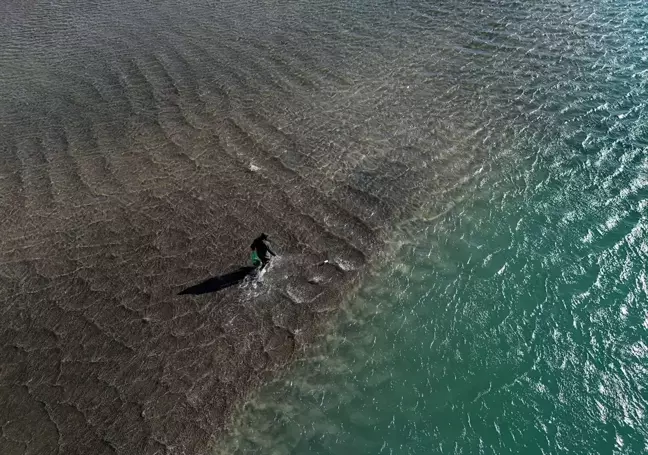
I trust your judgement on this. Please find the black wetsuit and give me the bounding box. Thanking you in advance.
[250,235,276,269]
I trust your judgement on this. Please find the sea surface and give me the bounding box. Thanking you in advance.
[216,1,648,454]
[1,0,647,453]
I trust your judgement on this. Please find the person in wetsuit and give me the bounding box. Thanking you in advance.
[250,233,276,270]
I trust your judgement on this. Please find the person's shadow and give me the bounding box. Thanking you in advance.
[178,266,257,295]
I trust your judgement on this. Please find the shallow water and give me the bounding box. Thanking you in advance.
[220,138,648,453]
[218,119,648,454]
[215,0,648,453]
[1,0,647,453]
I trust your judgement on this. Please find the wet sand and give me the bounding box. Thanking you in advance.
[0,102,400,453]
[0,4,414,450]
[0,83,400,453]
[0,1,492,453]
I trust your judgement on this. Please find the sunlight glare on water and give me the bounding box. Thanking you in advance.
[216,0,648,452]
[1,0,647,453]
[218,128,648,454]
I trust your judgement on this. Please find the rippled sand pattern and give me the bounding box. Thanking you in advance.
[0,1,488,453]
[0,7,386,455]
[5,0,640,453]
[214,0,648,453]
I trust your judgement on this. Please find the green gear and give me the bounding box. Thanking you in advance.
[250,250,262,267]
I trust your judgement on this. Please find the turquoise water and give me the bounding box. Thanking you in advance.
[216,1,648,453]
[1,0,647,453]
[219,133,647,454]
